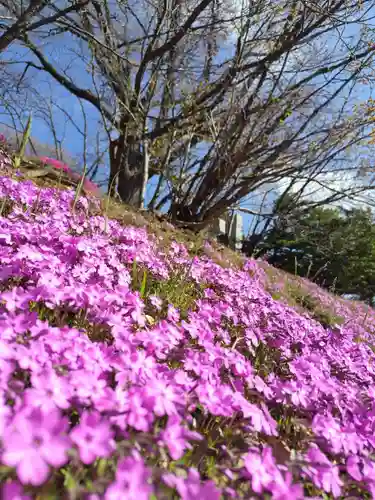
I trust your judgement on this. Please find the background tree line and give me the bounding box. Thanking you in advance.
[242,197,375,305]
[1,0,375,231]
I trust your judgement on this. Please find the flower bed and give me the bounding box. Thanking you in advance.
[1,172,375,498]
[38,157,101,196]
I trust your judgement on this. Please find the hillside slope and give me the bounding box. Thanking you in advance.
[1,157,375,499]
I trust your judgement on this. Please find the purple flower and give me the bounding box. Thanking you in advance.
[122,390,154,432]
[1,481,31,500]
[70,411,115,464]
[144,378,182,416]
[163,468,221,500]
[24,369,71,410]
[149,295,162,310]
[242,447,278,494]
[3,167,375,497]
[237,398,278,436]
[346,456,363,481]
[2,407,71,485]
[104,452,153,500]
[302,445,343,498]
[159,415,202,460]
[312,413,360,455]
[0,288,27,312]
[0,397,11,435]
[167,304,180,322]
[269,471,304,499]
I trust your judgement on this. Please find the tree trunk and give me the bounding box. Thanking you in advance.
[109,136,144,207]
[168,201,217,232]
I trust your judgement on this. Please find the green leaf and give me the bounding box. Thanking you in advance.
[132,259,138,287]
[140,270,148,298]
[72,164,87,214]
[13,114,32,169]
[62,468,77,491]
[96,458,108,477]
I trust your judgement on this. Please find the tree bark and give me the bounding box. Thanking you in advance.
[109,136,144,206]
[0,0,48,53]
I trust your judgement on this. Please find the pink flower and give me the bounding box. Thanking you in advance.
[167,304,180,322]
[83,178,101,195]
[163,468,221,500]
[303,445,343,498]
[1,481,31,500]
[24,369,71,410]
[159,415,202,460]
[39,156,71,173]
[104,452,153,500]
[2,407,71,485]
[149,295,162,310]
[38,156,100,194]
[70,411,115,464]
[242,447,278,494]
[144,378,182,416]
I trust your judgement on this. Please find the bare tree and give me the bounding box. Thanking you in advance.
[3,0,375,228]
[162,1,375,228]
[0,0,96,164]
[0,0,90,52]
[12,0,241,206]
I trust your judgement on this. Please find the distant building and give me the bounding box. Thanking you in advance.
[208,211,243,251]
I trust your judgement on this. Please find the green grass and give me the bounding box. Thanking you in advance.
[287,285,344,328]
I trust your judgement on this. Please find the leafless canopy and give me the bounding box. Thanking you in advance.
[1,0,375,228]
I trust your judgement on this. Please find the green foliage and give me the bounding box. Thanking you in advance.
[252,204,375,304]
[13,115,32,170]
[0,197,14,217]
[131,261,206,321]
[287,285,344,327]
[72,164,87,214]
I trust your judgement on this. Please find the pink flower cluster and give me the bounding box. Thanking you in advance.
[1,170,375,498]
[38,156,101,196]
